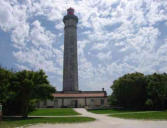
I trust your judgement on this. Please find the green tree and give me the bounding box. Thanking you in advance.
[111,72,147,109]
[145,73,167,110]
[13,70,56,117]
[0,67,14,104]
[0,67,56,117]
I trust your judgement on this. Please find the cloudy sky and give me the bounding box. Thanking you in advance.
[0,0,167,94]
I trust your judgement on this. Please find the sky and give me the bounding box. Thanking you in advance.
[0,0,167,94]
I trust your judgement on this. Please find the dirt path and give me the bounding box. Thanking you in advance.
[28,108,167,128]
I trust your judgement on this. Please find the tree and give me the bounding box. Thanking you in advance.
[0,67,56,117]
[110,72,167,110]
[111,72,147,109]
[145,73,167,110]
[0,67,14,104]
[13,70,56,117]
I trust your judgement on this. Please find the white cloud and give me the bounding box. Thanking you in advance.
[91,42,108,51]
[96,51,112,60]
[55,22,64,30]
[0,0,19,31]
[13,47,58,73]
[53,48,63,67]
[0,1,13,31]
[0,0,30,49]
[30,20,55,48]
[79,56,94,80]
[1,0,167,93]
[11,23,30,48]
[78,40,90,57]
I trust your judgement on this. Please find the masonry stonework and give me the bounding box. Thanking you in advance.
[63,8,78,91]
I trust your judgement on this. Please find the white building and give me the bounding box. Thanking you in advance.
[39,90,108,108]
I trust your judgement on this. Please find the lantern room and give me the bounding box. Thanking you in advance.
[67,7,74,15]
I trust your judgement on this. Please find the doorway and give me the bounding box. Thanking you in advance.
[74,100,78,108]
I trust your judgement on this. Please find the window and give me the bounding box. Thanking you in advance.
[54,99,58,106]
[43,100,47,106]
[101,99,104,105]
[91,99,94,102]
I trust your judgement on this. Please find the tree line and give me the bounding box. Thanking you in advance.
[110,72,167,110]
[0,67,56,117]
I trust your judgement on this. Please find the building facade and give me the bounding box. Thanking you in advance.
[39,8,108,108]
[39,91,108,108]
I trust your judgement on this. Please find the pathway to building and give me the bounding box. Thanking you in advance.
[28,108,167,128]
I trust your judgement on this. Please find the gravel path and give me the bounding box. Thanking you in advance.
[28,108,167,128]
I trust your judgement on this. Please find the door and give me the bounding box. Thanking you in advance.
[74,100,78,108]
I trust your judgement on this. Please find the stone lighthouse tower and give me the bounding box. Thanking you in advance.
[63,8,78,91]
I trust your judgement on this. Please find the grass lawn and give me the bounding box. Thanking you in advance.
[0,117,96,128]
[88,109,140,114]
[110,111,167,120]
[89,109,167,120]
[29,108,80,116]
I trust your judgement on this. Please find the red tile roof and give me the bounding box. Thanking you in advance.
[53,92,106,98]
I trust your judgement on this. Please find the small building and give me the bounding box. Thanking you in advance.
[39,90,108,108]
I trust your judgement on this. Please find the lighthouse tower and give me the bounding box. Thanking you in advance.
[39,8,108,108]
[63,8,78,91]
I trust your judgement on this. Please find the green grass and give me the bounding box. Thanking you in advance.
[88,109,139,114]
[0,117,96,128]
[29,108,80,116]
[89,109,167,120]
[110,111,167,120]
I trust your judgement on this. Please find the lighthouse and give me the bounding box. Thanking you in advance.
[63,8,79,91]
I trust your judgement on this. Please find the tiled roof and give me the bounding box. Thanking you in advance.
[53,92,106,98]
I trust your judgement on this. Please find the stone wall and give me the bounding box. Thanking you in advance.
[39,97,108,108]
[63,14,78,91]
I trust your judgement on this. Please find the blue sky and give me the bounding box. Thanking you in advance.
[0,0,167,94]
